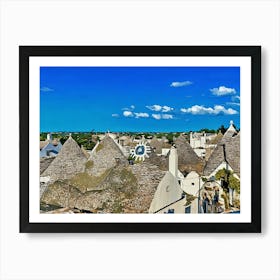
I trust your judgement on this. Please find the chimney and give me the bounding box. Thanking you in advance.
[190,132,193,147]
[169,146,178,178]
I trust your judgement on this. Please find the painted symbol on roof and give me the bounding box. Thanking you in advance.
[130,141,151,161]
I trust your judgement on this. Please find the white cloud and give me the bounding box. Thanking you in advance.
[134,112,149,118]
[152,114,161,120]
[122,105,135,111]
[40,87,54,92]
[210,86,236,96]
[112,114,119,117]
[146,105,162,111]
[232,95,240,101]
[146,104,173,112]
[162,114,173,119]
[123,111,134,117]
[180,105,238,115]
[170,81,192,87]
[226,102,240,107]
[226,96,240,106]
[152,113,174,120]
[162,106,173,112]
[123,111,149,118]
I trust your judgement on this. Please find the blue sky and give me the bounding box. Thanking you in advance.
[40,66,240,132]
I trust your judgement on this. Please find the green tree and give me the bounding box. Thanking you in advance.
[217,125,227,134]
[60,136,68,145]
[198,128,216,134]
[215,168,240,193]
[166,133,174,144]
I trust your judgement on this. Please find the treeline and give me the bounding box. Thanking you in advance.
[40,124,240,149]
[40,132,96,150]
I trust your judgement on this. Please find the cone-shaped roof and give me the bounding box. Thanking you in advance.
[175,135,204,174]
[146,150,168,170]
[41,136,87,180]
[41,162,166,213]
[88,134,127,177]
[223,121,237,138]
[210,131,223,144]
[149,137,163,154]
[81,145,90,159]
[203,125,240,176]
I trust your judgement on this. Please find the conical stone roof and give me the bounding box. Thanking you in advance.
[150,137,163,154]
[41,136,87,180]
[203,125,240,177]
[175,135,204,174]
[210,131,223,144]
[41,162,166,213]
[88,134,127,177]
[145,150,168,171]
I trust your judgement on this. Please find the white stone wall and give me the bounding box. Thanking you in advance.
[181,171,202,196]
[149,171,183,213]
[190,198,199,214]
[156,197,199,214]
[161,148,170,156]
[193,148,206,158]
[156,198,186,213]
[190,133,207,148]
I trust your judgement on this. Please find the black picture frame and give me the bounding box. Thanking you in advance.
[20,46,261,233]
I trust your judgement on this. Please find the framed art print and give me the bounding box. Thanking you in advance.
[19,46,261,233]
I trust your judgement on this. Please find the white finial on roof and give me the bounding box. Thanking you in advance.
[227,120,237,132]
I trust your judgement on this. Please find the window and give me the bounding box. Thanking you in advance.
[185,206,191,213]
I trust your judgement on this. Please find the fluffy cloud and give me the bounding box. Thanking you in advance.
[152,114,161,120]
[170,81,192,87]
[180,105,238,115]
[122,106,174,119]
[152,113,173,120]
[40,87,54,92]
[162,106,173,112]
[210,86,236,96]
[146,105,162,111]
[162,114,173,119]
[134,112,149,118]
[112,114,119,117]
[123,111,134,117]
[123,111,149,118]
[146,104,173,112]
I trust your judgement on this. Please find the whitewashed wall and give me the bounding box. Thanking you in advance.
[0,0,279,279]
